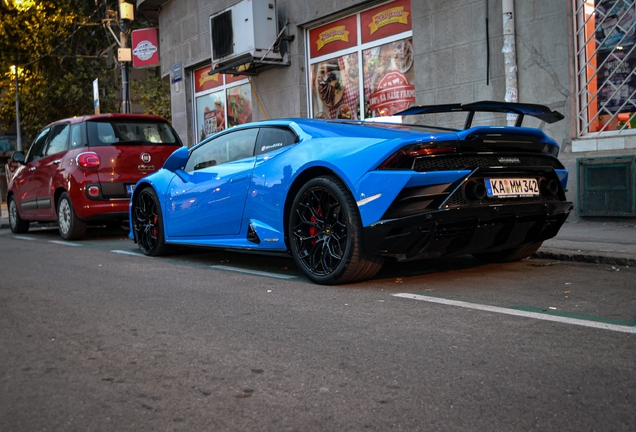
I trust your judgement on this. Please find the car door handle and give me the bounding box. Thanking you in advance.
[53,159,62,165]
[29,167,36,172]
[230,175,248,183]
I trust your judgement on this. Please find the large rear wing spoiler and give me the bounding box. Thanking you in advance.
[394,101,564,129]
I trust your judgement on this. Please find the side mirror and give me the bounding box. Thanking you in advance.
[12,151,25,164]
[162,146,189,172]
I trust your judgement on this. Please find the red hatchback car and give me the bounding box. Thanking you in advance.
[7,114,182,240]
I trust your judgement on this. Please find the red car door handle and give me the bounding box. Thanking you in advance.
[29,167,36,172]
[53,159,62,165]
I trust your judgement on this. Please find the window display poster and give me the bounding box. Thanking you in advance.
[363,38,415,117]
[595,0,636,53]
[597,49,636,113]
[226,83,253,127]
[312,52,360,119]
[196,90,226,140]
[594,0,636,113]
[310,38,415,119]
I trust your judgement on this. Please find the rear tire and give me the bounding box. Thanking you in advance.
[472,242,543,263]
[8,196,30,234]
[57,192,87,240]
[132,187,174,256]
[288,175,383,285]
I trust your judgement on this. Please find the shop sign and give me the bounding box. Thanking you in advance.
[361,0,412,44]
[194,66,223,92]
[131,28,160,68]
[309,15,358,58]
[225,64,250,84]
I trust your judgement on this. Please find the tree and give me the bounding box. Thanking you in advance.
[131,70,172,119]
[0,0,169,146]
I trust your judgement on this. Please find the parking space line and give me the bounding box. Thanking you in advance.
[49,240,82,247]
[210,265,297,280]
[13,236,36,241]
[393,293,636,334]
[111,249,145,257]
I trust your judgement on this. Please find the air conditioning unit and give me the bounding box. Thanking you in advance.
[210,0,282,71]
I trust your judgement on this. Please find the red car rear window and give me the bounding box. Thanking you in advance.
[87,120,180,146]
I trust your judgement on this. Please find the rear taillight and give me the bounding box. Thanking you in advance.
[378,144,456,169]
[77,152,100,169]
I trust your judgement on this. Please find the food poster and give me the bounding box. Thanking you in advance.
[312,52,360,120]
[226,83,253,127]
[363,37,415,118]
[195,90,226,141]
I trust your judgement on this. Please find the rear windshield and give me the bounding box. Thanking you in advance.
[87,120,180,146]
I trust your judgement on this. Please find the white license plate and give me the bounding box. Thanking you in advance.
[485,178,539,197]
[126,184,136,195]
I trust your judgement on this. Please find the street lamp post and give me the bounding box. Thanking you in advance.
[119,0,134,113]
[4,0,33,151]
[12,64,23,152]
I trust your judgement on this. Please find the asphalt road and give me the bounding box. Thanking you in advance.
[1,225,634,431]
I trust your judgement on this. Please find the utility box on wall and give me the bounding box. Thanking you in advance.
[577,155,636,217]
[210,0,280,67]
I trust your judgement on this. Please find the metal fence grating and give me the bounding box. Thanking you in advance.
[574,0,636,136]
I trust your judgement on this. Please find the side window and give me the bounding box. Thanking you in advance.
[185,128,259,172]
[26,128,50,163]
[70,124,85,148]
[255,127,298,155]
[44,124,70,156]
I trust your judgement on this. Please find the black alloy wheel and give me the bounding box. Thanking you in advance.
[132,187,173,256]
[288,175,383,285]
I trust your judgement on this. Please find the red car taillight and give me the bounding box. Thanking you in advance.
[77,152,100,169]
[378,144,456,169]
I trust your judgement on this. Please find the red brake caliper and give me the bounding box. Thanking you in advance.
[309,205,323,245]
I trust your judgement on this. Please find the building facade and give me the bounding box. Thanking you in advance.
[135,0,636,219]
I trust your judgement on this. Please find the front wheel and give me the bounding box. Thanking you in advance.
[57,192,87,240]
[8,196,30,234]
[132,187,173,256]
[472,242,543,263]
[288,175,383,285]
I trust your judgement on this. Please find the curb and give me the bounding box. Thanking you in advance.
[532,248,636,267]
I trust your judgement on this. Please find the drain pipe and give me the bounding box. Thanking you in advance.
[502,0,518,125]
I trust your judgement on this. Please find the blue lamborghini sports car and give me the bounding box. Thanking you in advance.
[129,101,573,285]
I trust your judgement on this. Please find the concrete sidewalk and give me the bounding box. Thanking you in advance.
[1,202,635,266]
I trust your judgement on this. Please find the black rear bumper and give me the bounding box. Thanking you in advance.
[363,201,573,261]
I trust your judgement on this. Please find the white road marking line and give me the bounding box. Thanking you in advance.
[393,293,636,334]
[13,236,36,241]
[111,249,145,256]
[210,265,297,280]
[49,240,82,247]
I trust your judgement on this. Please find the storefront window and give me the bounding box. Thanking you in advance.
[227,83,253,127]
[193,66,252,141]
[308,0,414,120]
[575,0,636,135]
